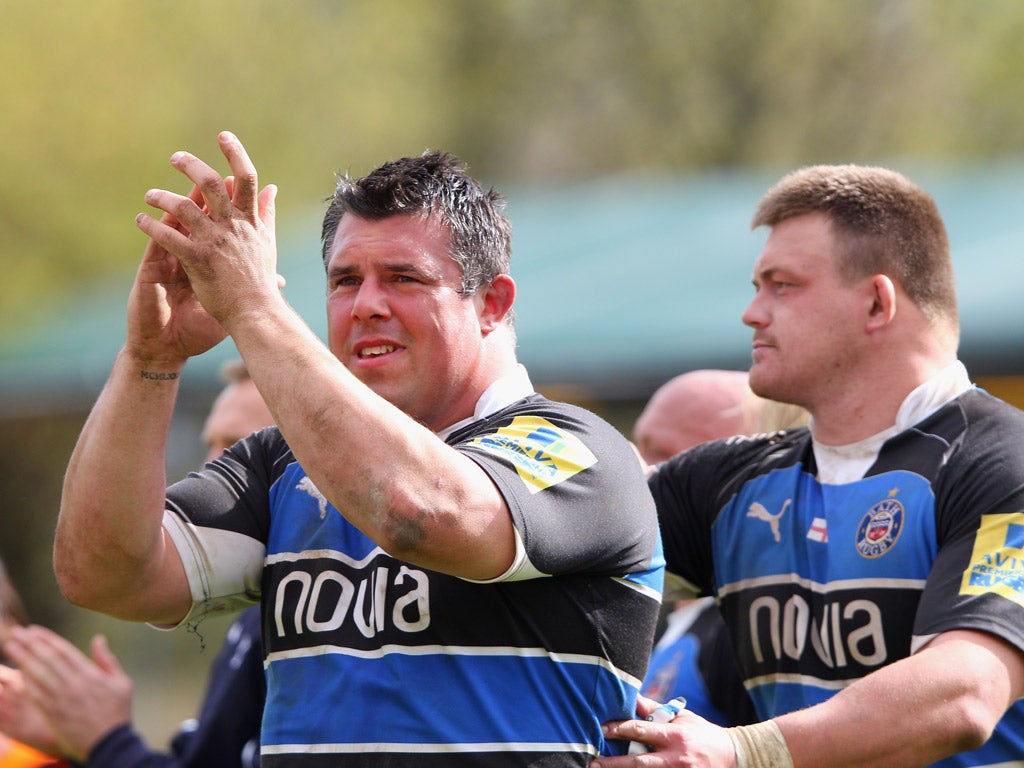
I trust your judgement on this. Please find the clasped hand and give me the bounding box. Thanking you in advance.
[592,695,736,768]
[129,131,280,364]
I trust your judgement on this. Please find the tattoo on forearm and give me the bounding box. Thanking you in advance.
[140,370,180,381]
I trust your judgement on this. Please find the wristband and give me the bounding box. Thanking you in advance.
[727,720,794,768]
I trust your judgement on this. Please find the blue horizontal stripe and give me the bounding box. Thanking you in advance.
[262,650,637,754]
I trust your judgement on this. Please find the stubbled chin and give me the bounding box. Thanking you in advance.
[748,365,775,398]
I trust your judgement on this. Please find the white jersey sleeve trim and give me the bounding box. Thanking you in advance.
[460,525,548,583]
[158,509,265,628]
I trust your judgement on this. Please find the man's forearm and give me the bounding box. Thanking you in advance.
[778,632,1017,767]
[55,347,189,622]
[227,303,516,580]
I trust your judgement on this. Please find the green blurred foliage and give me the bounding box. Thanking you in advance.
[5,0,1024,342]
[5,0,1024,745]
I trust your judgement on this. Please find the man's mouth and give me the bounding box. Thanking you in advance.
[358,345,397,358]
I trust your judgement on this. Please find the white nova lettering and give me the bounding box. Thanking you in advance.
[273,565,430,638]
[749,595,886,668]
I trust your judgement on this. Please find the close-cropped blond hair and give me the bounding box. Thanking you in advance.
[752,164,958,330]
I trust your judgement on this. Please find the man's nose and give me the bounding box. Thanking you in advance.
[741,292,766,328]
[351,279,390,321]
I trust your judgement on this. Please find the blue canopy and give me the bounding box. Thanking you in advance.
[3,163,1022,415]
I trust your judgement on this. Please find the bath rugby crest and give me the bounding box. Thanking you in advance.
[855,491,904,559]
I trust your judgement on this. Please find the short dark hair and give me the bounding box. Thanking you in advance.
[751,164,958,326]
[320,151,512,297]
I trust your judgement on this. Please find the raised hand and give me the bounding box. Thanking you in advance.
[134,131,280,335]
[0,664,62,758]
[4,625,133,765]
[127,180,230,366]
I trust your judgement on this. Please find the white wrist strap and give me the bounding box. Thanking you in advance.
[727,720,795,768]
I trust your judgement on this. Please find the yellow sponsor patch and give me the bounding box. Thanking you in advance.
[468,416,598,494]
[960,513,1024,607]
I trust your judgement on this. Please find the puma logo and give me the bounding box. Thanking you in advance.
[747,499,791,543]
[297,476,329,519]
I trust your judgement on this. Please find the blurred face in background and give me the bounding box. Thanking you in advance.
[632,370,753,465]
[201,378,276,465]
[0,564,27,661]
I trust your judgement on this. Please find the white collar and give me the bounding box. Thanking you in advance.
[892,360,973,432]
[813,361,972,485]
[436,364,536,440]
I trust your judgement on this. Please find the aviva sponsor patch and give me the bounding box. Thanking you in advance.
[961,513,1024,607]
[468,416,597,494]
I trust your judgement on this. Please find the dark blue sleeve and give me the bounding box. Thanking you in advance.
[86,607,265,768]
[84,724,175,768]
[169,607,265,768]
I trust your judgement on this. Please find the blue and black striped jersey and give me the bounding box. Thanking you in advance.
[651,387,1024,767]
[165,393,664,767]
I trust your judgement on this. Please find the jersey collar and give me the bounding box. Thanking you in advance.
[813,360,972,485]
[436,364,536,440]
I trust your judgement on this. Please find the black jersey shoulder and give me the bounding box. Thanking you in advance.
[649,426,813,514]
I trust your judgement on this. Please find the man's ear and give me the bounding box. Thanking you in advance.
[479,274,516,334]
[866,274,897,332]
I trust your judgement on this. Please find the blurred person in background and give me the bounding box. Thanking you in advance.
[0,362,272,768]
[632,369,756,466]
[200,360,274,465]
[0,561,67,768]
[597,165,1024,768]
